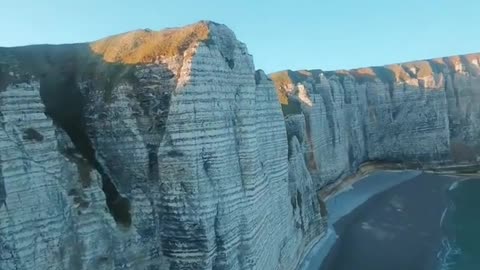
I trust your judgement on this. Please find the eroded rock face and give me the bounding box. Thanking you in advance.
[1,20,479,270]
[0,21,324,270]
[271,54,480,187]
[0,82,121,270]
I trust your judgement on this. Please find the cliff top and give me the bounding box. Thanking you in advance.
[271,53,480,89]
[0,21,225,66]
[90,21,212,64]
[0,21,235,95]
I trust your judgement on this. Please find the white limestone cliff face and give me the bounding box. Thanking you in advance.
[0,21,324,270]
[271,54,480,188]
[1,20,479,270]
[0,82,69,270]
[0,82,125,270]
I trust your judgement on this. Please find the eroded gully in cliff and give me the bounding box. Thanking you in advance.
[39,64,132,227]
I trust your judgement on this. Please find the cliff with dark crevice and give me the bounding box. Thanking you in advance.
[0,21,324,270]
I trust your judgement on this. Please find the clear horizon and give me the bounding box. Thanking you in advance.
[2,0,479,73]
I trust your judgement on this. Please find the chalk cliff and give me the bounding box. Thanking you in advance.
[0,22,324,270]
[0,20,479,270]
[271,55,480,189]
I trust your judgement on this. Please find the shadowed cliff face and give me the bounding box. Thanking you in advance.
[271,53,480,188]
[1,44,139,227]
[0,23,215,227]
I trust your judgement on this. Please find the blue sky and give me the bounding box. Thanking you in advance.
[2,0,479,73]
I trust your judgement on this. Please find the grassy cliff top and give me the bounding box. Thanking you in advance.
[90,21,211,64]
[270,52,480,86]
[269,52,480,116]
[0,21,222,97]
[0,21,216,72]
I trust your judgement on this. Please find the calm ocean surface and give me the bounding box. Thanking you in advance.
[440,179,480,270]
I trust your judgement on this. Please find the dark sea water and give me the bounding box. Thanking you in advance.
[440,179,480,270]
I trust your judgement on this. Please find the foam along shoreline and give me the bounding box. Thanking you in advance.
[437,181,461,269]
[300,170,422,270]
[437,177,480,269]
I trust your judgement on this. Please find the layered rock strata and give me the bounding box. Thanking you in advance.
[0,20,479,270]
[0,22,324,270]
[271,55,480,189]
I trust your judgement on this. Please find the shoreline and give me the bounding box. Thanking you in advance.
[299,170,421,270]
[320,173,456,270]
[298,161,480,270]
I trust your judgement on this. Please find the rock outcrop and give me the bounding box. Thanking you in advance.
[0,21,325,270]
[271,55,480,189]
[0,20,479,270]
